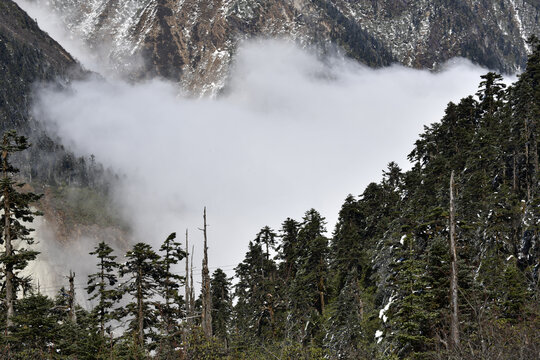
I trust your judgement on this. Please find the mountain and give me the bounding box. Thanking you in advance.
[29,0,540,95]
[0,0,128,298]
[0,0,79,130]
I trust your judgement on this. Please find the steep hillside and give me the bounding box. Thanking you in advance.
[0,1,128,279]
[0,0,79,129]
[27,0,540,95]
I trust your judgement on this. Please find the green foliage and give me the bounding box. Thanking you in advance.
[118,242,162,348]
[211,268,233,343]
[86,241,121,336]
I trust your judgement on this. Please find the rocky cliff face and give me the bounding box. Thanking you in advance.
[0,1,128,271]
[0,0,80,129]
[25,0,540,95]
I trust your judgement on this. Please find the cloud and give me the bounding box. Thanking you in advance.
[34,39,492,282]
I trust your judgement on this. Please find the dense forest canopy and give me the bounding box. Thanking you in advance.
[1,39,540,359]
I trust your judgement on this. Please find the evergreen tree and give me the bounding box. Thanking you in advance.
[233,238,277,342]
[156,232,185,358]
[0,130,42,329]
[86,241,120,336]
[288,209,328,345]
[255,226,277,260]
[118,242,162,351]
[158,233,186,324]
[211,268,232,345]
[3,293,57,358]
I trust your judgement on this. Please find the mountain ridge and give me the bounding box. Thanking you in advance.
[24,0,540,95]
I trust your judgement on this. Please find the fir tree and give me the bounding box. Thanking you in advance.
[86,241,120,336]
[118,242,162,351]
[156,232,185,358]
[288,209,328,345]
[0,130,42,329]
[211,268,232,345]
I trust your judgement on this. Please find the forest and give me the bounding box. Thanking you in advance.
[0,39,540,360]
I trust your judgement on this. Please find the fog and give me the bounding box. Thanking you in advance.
[31,39,494,282]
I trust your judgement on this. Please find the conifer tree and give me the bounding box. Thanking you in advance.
[288,209,328,345]
[255,226,277,260]
[156,232,186,358]
[0,130,42,328]
[86,241,120,336]
[118,242,162,350]
[276,217,300,281]
[158,232,185,333]
[234,238,277,341]
[211,268,232,344]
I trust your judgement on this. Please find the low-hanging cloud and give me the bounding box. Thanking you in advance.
[34,39,494,279]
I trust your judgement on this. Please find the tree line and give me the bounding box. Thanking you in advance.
[1,39,540,359]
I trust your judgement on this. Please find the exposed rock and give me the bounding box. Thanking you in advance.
[27,0,540,95]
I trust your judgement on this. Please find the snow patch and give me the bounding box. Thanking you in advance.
[379,295,395,323]
[375,329,384,343]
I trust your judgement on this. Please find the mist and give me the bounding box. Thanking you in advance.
[31,39,495,281]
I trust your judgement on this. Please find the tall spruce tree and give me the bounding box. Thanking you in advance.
[288,209,328,345]
[234,237,277,342]
[86,241,120,336]
[118,242,162,350]
[156,232,186,358]
[211,268,232,345]
[158,233,185,329]
[0,130,41,329]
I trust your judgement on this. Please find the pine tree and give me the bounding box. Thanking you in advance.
[288,209,328,345]
[211,268,232,345]
[4,293,57,358]
[326,195,376,358]
[234,239,277,342]
[86,241,120,336]
[255,226,277,260]
[158,232,185,329]
[0,130,42,329]
[118,242,162,351]
[156,232,186,358]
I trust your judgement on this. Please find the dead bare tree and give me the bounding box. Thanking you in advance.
[449,170,460,348]
[200,207,212,338]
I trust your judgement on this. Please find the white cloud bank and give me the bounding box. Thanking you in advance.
[32,39,493,278]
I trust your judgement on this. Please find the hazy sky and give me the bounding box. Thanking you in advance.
[16,0,501,286]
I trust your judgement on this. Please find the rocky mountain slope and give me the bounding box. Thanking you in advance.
[25,0,540,95]
[0,0,79,130]
[0,1,128,295]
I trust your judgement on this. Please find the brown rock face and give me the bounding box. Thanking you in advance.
[18,0,540,93]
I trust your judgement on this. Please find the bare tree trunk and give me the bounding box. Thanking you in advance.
[513,151,517,191]
[201,207,212,338]
[449,171,460,348]
[185,229,190,323]
[525,117,531,201]
[68,271,77,323]
[2,145,14,329]
[137,267,144,346]
[190,247,195,316]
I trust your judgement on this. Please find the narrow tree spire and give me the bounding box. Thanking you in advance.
[449,171,460,347]
[201,207,212,338]
[68,270,77,323]
[190,246,195,317]
[185,229,190,322]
